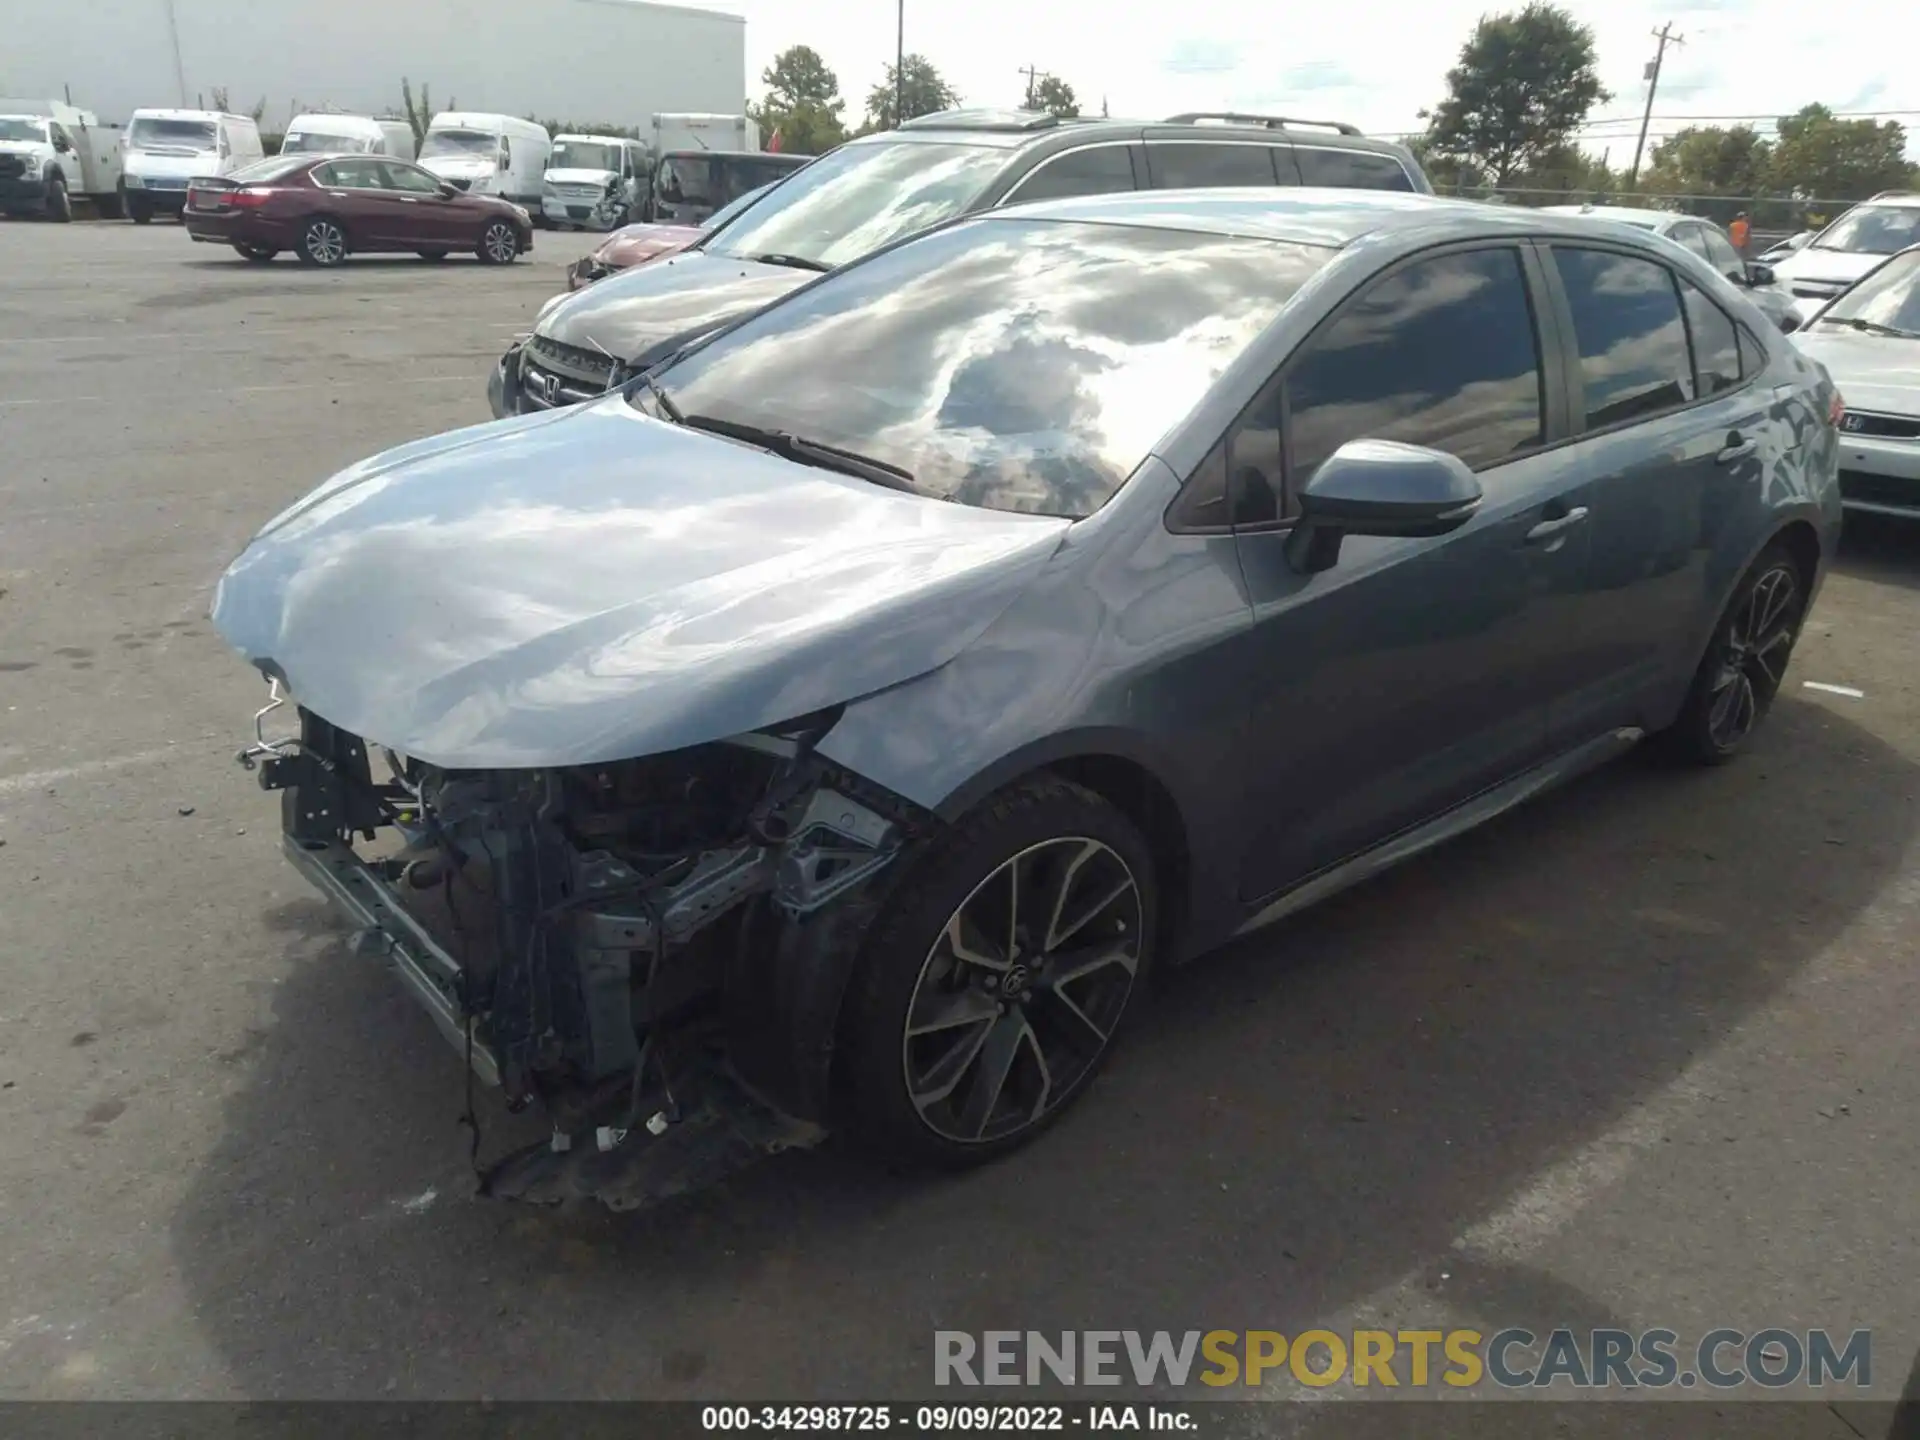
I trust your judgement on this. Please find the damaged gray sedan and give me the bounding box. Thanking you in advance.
[212,191,1839,1204]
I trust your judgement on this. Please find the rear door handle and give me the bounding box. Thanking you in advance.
[1525,506,1589,544]
[1716,431,1759,464]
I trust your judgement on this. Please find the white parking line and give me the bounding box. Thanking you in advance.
[0,748,184,797]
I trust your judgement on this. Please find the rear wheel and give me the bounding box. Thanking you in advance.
[837,776,1156,1167]
[232,242,276,262]
[1660,541,1806,765]
[415,248,449,262]
[477,220,520,265]
[296,216,347,266]
[46,177,72,223]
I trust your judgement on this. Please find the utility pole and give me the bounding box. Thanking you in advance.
[893,0,905,128]
[1627,22,1684,187]
[1019,66,1045,109]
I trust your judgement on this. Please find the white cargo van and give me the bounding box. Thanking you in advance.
[281,113,418,160]
[122,108,264,223]
[541,133,647,229]
[0,100,124,220]
[418,113,549,208]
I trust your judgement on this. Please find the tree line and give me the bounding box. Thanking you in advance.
[748,6,1916,224]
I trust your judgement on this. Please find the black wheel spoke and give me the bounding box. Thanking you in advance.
[955,1012,1027,1139]
[907,986,1001,1039]
[909,1014,996,1109]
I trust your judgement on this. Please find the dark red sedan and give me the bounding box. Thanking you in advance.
[184,153,534,267]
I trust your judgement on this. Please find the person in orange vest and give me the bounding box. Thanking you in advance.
[1729,212,1752,254]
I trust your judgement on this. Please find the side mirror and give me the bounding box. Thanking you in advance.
[1746,262,1775,287]
[54,136,72,153]
[1284,440,1483,575]
[436,181,459,199]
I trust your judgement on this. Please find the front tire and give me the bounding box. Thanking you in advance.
[127,191,153,224]
[296,216,347,266]
[837,776,1157,1167]
[477,219,520,265]
[46,177,72,223]
[1660,541,1806,765]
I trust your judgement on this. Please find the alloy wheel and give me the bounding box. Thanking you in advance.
[484,223,518,262]
[902,836,1143,1144]
[1707,563,1799,750]
[304,220,345,265]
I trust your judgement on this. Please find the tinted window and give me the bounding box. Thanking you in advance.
[1670,224,1712,259]
[1552,248,1693,429]
[1147,143,1279,189]
[1813,203,1920,256]
[705,139,1008,270]
[316,158,385,188]
[1679,279,1741,396]
[1294,147,1413,192]
[1008,145,1136,203]
[1287,247,1544,485]
[1738,327,1769,377]
[1811,247,1920,334]
[655,218,1334,519]
[1692,226,1736,274]
[380,161,439,194]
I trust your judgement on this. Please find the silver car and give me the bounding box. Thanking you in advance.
[1540,204,1801,333]
[1793,243,1920,519]
[212,190,1843,1206]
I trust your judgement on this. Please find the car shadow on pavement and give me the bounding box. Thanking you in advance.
[169,696,1917,1400]
[1836,514,1920,593]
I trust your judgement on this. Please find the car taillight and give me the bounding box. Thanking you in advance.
[1829,391,1846,428]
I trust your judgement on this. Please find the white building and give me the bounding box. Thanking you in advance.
[10,0,746,130]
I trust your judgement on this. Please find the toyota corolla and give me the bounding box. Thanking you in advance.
[212,190,1841,1207]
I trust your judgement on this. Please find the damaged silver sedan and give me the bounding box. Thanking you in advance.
[212,191,1838,1206]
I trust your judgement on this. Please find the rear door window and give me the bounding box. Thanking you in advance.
[1551,247,1695,429]
[1146,142,1281,189]
[1294,147,1414,191]
[1698,226,1747,282]
[1678,278,1742,396]
[1286,246,1545,490]
[315,158,385,189]
[1006,145,1137,203]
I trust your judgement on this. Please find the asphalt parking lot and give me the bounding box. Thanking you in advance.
[2,218,1918,1424]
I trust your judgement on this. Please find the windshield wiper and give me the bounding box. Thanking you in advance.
[680,413,919,493]
[634,371,684,422]
[1838,317,1920,338]
[741,251,831,272]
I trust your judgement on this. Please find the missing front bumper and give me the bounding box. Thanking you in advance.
[283,834,502,1087]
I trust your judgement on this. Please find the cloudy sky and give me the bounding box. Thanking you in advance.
[710,0,1917,159]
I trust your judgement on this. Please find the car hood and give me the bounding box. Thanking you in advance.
[0,141,50,160]
[599,223,702,268]
[1772,248,1887,288]
[125,151,217,179]
[539,248,811,365]
[1793,328,1920,415]
[210,401,1069,769]
[420,154,497,180]
[545,167,618,186]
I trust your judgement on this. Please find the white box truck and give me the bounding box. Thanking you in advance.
[0,99,124,220]
[650,112,760,156]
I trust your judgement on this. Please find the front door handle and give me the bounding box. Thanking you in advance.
[1716,431,1759,464]
[1525,506,1589,544]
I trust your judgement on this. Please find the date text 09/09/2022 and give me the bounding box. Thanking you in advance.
[702,1406,1194,1432]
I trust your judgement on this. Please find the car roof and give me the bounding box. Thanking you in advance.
[985,187,1647,249]
[1860,192,1920,208]
[660,149,803,162]
[1538,203,1687,229]
[845,109,1418,162]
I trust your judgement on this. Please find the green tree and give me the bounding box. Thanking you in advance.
[1031,76,1079,120]
[1767,104,1918,202]
[1644,124,1773,198]
[863,54,960,131]
[1509,141,1616,202]
[748,44,848,154]
[1421,3,1610,186]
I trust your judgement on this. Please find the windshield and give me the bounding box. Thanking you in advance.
[1812,248,1920,335]
[281,130,370,155]
[0,118,48,144]
[232,154,318,183]
[655,154,714,204]
[1813,204,1920,256]
[129,117,218,150]
[704,139,1008,270]
[551,141,620,172]
[420,129,500,159]
[652,217,1331,518]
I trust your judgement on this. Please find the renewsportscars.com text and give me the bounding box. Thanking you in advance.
[934,1328,1873,1390]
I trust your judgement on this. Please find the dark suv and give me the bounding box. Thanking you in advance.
[490,108,1429,416]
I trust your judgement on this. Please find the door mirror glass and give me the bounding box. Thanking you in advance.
[1285,440,1483,573]
[437,180,459,198]
[1746,261,1775,287]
